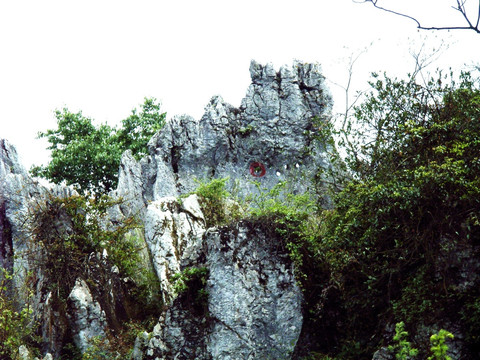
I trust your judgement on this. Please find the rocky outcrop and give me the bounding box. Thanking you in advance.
[115,60,332,207]
[1,60,334,359]
[67,279,107,352]
[135,219,302,360]
[121,60,332,359]
[134,190,303,359]
[0,139,136,358]
[144,195,206,304]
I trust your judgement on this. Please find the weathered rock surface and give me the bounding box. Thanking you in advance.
[135,219,303,360]
[144,194,206,303]
[1,139,43,276]
[117,60,332,208]
[206,223,302,359]
[67,278,107,352]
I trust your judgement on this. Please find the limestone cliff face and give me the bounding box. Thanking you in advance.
[114,60,332,211]
[119,60,331,360]
[0,60,333,359]
[134,221,302,360]
[147,60,331,198]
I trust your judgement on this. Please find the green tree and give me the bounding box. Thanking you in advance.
[31,98,166,195]
[31,109,122,194]
[117,97,166,159]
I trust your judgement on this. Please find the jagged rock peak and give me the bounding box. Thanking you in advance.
[136,60,332,201]
[0,138,28,179]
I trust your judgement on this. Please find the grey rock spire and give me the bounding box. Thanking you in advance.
[129,60,333,201]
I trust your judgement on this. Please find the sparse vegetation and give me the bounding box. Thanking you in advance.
[16,193,162,357]
[81,321,145,360]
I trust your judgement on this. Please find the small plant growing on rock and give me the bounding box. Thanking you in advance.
[238,124,254,137]
[388,322,419,360]
[428,329,454,360]
[191,177,233,228]
[171,267,209,295]
[386,322,454,360]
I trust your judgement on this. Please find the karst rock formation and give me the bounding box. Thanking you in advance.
[1,60,333,359]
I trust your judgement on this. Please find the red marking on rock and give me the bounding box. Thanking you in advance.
[249,162,266,177]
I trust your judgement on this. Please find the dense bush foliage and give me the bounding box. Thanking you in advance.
[298,71,480,358]
[31,98,166,195]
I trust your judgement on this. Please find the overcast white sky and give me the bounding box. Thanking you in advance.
[0,0,478,169]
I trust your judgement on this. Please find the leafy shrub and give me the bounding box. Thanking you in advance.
[384,322,454,360]
[193,177,229,228]
[428,329,454,360]
[0,269,36,359]
[190,177,246,228]
[388,322,419,360]
[302,70,480,357]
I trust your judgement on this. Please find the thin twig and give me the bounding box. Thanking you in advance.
[357,0,480,34]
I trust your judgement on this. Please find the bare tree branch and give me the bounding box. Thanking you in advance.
[476,0,480,28]
[356,0,480,34]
